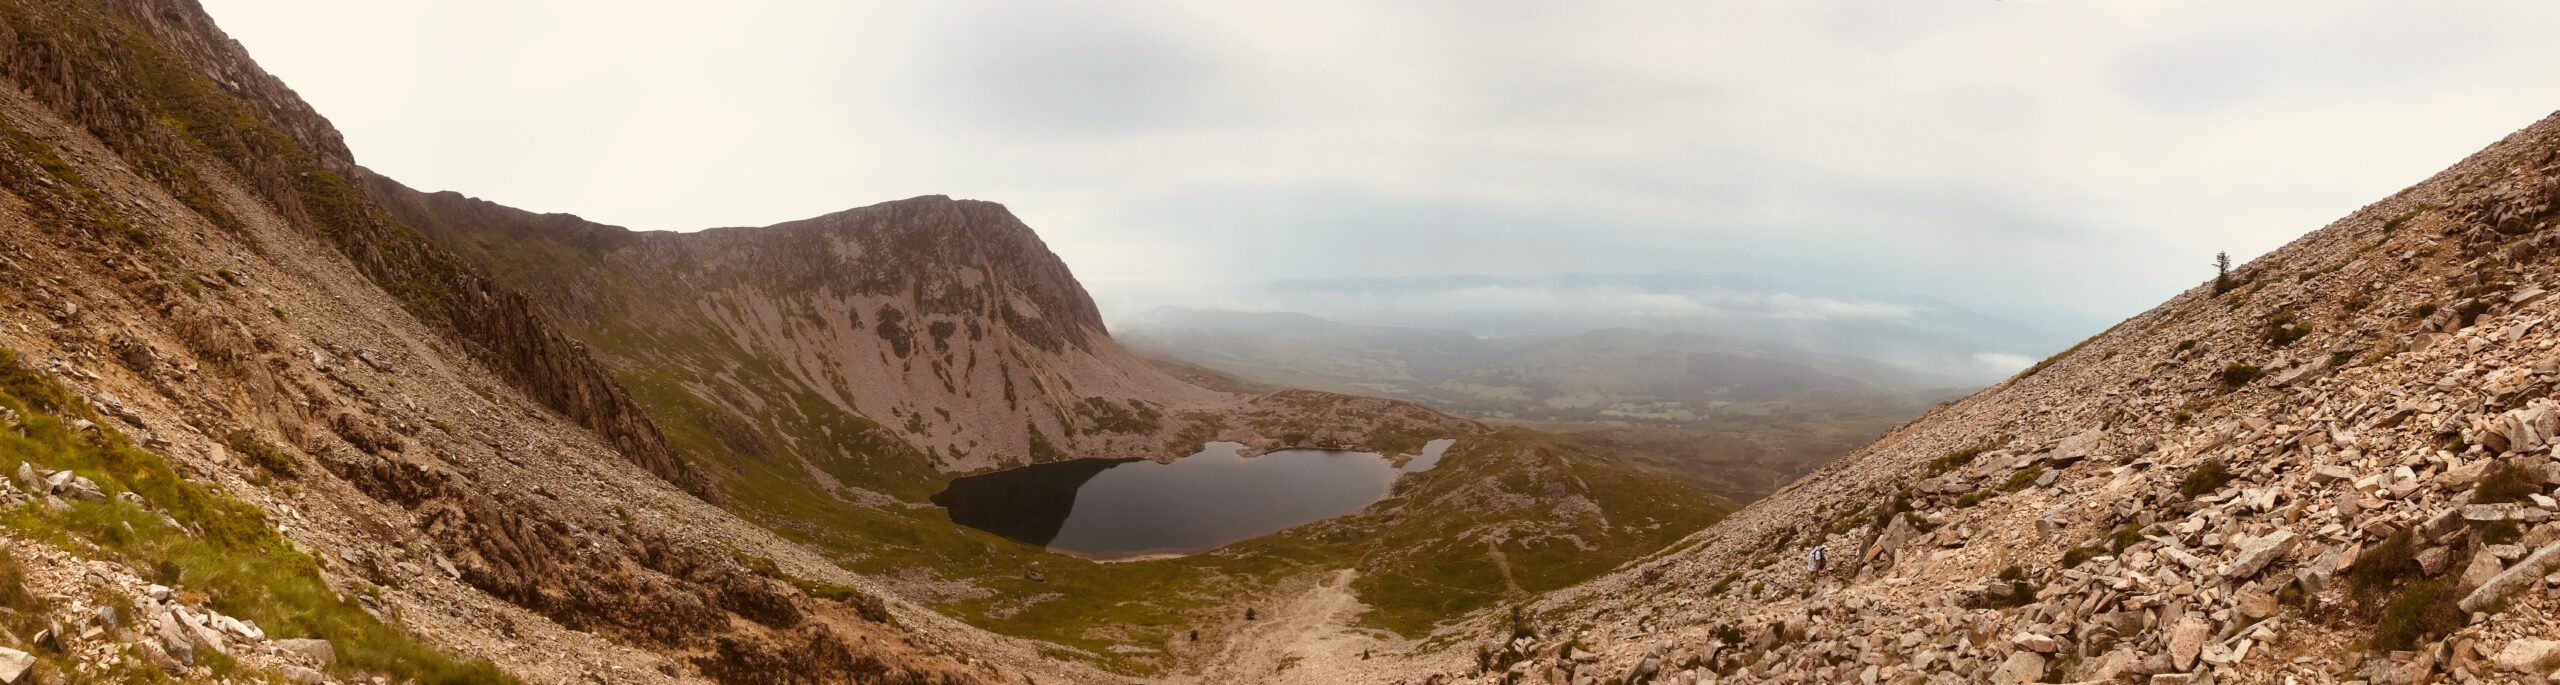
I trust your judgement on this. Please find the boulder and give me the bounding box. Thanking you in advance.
[1991,651,2046,683]
[2225,531,2298,580]
[2071,648,2136,682]
[2460,539,2560,612]
[2168,616,2211,671]
[2459,553,2505,592]
[0,647,30,684]
[2494,639,2560,673]
[274,638,335,667]
[2234,587,2278,619]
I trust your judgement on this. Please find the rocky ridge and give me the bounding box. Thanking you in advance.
[1375,112,2560,684]
[0,0,1119,682]
[365,174,1456,479]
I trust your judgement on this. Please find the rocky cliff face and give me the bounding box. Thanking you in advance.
[1380,112,2560,684]
[366,180,1239,478]
[0,0,691,491]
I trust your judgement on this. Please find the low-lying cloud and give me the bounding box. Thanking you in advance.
[1198,284,1925,325]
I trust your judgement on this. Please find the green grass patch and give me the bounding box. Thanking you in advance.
[221,430,294,479]
[2263,309,2313,347]
[0,349,510,683]
[2481,520,2523,546]
[1999,465,2046,493]
[2218,364,2263,390]
[2178,458,2233,499]
[1924,447,1983,477]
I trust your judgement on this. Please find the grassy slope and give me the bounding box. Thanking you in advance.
[696,415,1723,674]
[569,311,1728,674]
[0,351,510,684]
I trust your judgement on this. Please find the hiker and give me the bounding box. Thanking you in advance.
[1806,545,1826,576]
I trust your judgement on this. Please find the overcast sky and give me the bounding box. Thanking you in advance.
[198,0,2560,336]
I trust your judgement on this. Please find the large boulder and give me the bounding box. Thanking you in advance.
[2168,616,2212,671]
[2224,531,2297,580]
[0,647,31,684]
[2493,639,2560,673]
[1991,651,2047,683]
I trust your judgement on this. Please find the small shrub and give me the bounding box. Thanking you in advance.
[2173,339,2197,352]
[2382,208,2424,233]
[1974,566,2038,608]
[1708,572,1742,597]
[2455,299,2495,328]
[1926,447,1985,477]
[2263,309,2313,347]
[2179,458,2233,498]
[2106,524,2147,554]
[2276,583,2307,608]
[2344,529,2421,603]
[222,431,295,479]
[2218,364,2263,390]
[2372,579,2465,650]
[2000,465,2047,492]
[2480,520,2523,546]
[2414,303,2439,318]
[2473,464,2541,504]
[2060,546,2096,569]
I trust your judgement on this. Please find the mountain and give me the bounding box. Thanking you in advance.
[31,2,2557,684]
[361,184,1244,477]
[1124,308,1968,500]
[360,172,1740,676]
[0,0,1014,681]
[0,2,1727,681]
[1360,114,2560,682]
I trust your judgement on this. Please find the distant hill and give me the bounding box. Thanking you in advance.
[1123,308,1972,499]
[1220,271,2070,384]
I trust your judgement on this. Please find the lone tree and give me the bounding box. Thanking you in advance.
[2213,251,2234,294]
[1245,608,1257,621]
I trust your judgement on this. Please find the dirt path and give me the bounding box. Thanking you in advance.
[1486,541,1526,597]
[1177,569,1421,684]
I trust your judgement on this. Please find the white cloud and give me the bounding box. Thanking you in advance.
[197,0,2560,335]
[1972,352,2038,376]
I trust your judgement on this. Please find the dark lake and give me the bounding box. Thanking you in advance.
[931,439,1455,559]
